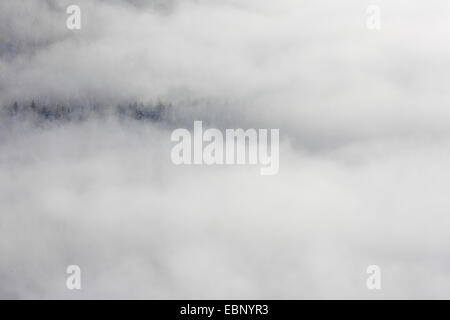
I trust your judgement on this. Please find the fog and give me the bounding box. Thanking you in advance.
[1,0,450,298]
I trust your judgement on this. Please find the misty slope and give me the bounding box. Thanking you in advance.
[2,101,170,122]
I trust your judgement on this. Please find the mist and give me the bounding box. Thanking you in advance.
[1,0,450,299]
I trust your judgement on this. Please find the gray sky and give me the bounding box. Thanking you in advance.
[1,0,450,298]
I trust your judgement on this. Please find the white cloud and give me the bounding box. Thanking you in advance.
[1,0,450,298]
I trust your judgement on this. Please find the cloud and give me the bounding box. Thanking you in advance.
[2,1,450,143]
[1,0,450,298]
